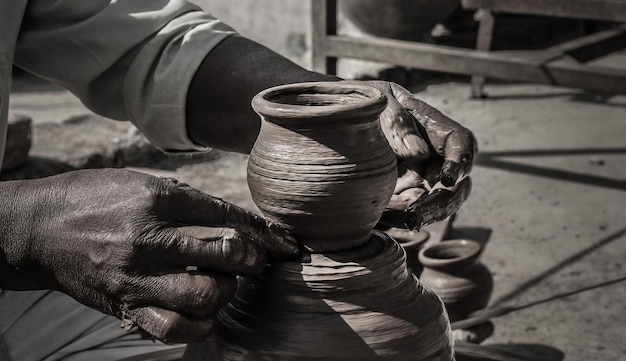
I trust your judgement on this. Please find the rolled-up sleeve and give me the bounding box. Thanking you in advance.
[14,0,237,152]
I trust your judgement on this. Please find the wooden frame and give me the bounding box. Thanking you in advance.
[311,0,626,96]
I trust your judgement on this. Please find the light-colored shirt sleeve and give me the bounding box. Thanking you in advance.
[14,0,237,152]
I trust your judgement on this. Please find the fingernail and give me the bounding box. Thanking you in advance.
[441,160,460,187]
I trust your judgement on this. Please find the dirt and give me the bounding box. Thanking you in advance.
[420,82,626,361]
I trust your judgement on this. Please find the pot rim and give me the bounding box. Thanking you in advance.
[251,81,387,123]
[418,239,483,269]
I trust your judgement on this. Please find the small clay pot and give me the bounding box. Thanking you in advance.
[248,82,397,252]
[418,239,493,322]
[386,228,430,275]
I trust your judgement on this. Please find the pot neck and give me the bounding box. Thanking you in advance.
[252,82,387,128]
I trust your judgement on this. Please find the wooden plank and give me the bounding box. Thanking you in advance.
[311,0,338,74]
[461,0,626,22]
[323,35,626,94]
[472,9,496,97]
[311,0,329,73]
[325,35,553,83]
[548,26,626,62]
[503,27,626,64]
[545,58,626,94]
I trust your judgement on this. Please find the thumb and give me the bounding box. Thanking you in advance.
[125,306,214,344]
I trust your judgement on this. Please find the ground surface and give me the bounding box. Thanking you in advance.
[9,76,625,361]
[6,2,626,360]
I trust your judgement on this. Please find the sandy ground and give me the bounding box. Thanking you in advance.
[416,82,626,360]
[6,2,626,360]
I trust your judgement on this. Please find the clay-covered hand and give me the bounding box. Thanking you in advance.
[350,80,477,228]
[0,169,298,344]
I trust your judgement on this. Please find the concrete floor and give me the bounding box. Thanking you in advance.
[416,82,626,361]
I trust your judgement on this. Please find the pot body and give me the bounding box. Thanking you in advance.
[340,0,460,41]
[192,232,454,361]
[247,82,397,252]
[419,240,493,322]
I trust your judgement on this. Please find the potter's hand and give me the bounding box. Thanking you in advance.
[0,169,298,344]
[353,81,477,228]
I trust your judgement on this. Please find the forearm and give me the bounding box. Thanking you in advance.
[186,36,340,154]
[0,179,43,290]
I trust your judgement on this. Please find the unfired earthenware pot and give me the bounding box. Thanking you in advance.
[185,82,454,361]
[247,81,397,252]
[386,227,430,275]
[419,239,493,322]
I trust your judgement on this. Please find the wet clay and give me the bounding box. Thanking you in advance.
[185,82,454,361]
[247,82,397,252]
[197,231,453,360]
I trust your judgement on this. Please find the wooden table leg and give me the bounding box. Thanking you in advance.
[471,8,495,98]
[311,0,338,75]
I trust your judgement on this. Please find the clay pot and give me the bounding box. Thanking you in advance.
[340,0,460,42]
[198,231,454,361]
[247,81,397,252]
[186,82,454,360]
[418,239,493,322]
[386,228,430,275]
